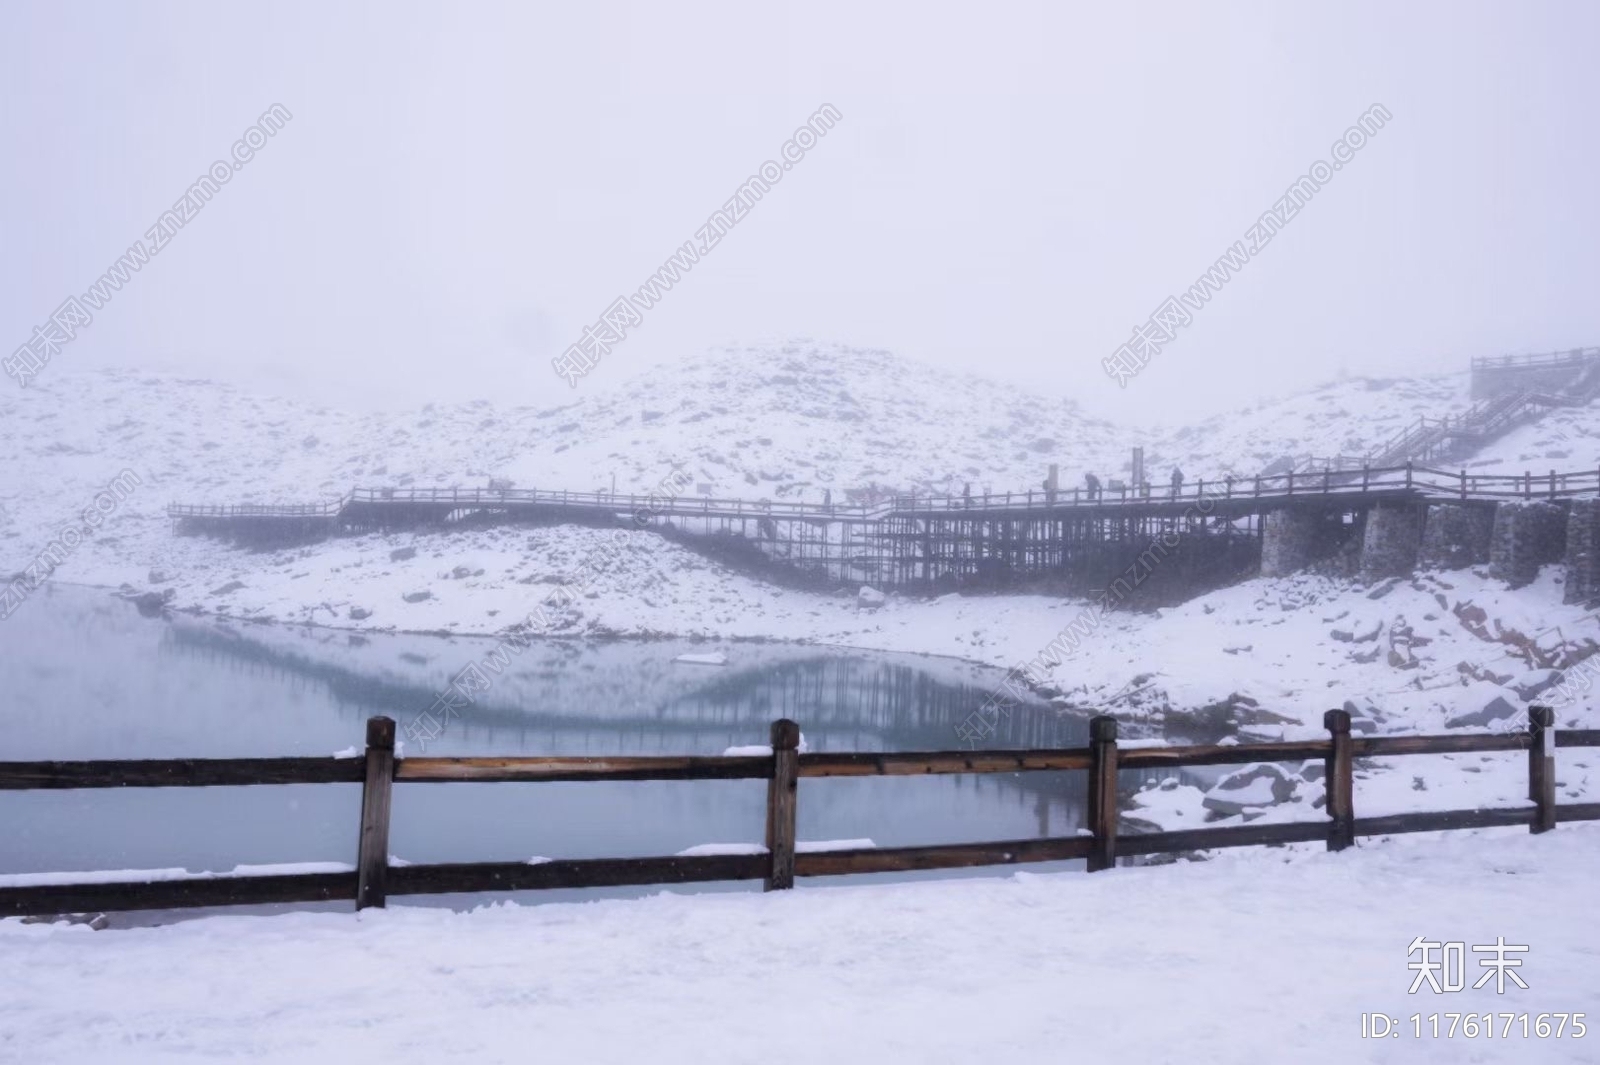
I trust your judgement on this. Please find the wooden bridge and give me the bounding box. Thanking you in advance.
[167,463,1600,600]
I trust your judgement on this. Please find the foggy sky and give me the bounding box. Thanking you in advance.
[3,0,1597,427]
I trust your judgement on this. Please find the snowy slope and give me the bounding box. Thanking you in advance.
[1146,372,1472,475]
[504,340,1134,499]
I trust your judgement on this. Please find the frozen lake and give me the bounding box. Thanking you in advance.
[2,586,1103,912]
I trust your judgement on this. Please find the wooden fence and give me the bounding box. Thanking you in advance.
[3,710,1598,917]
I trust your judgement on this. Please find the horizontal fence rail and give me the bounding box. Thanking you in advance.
[2,708,1596,918]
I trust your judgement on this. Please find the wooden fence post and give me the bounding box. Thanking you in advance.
[1528,705,1555,834]
[356,716,396,910]
[1087,715,1119,872]
[764,718,800,891]
[1324,709,1354,852]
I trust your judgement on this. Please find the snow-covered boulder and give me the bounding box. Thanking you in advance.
[1509,668,1562,702]
[1201,763,1297,818]
[1444,684,1521,729]
[857,585,886,610]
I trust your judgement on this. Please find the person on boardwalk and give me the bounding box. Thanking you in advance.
[962,482,971,507]
[1084,472,1101,501]
[1170,466,1185,498]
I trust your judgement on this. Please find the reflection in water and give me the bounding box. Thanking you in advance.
[0,586,1178,912]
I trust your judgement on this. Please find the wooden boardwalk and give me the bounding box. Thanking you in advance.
[168,462,1600,530]
[166,462,1600,594]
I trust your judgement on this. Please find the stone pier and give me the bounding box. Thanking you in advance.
[1418,504,1495,571]
[1359,503,1424,581]
[1489,500,1568,588]
[1261,508,1327,578]
[1563,498,1600,604]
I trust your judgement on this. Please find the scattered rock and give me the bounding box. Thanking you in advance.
[130,590,172,617]
[209,581,245,596]
[857,585,886,610]
[1445,690,1520,729]
[1341,697,1387,733]
[1387,646,1418,670]
[349,607,372,621]
[147,569,170,585]
[1202,763,1297,817]
[1457,661,1513,686]
[390,547,417,562]
[451,565,473,579]
[1366,577,1404,600]
[1509,668,1562,702]
[402,590,433,603]
[1331,617,1383,643]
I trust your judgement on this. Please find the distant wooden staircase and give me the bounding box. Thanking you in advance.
[1292,346,1600,475]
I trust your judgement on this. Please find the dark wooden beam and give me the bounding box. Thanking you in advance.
[396,755,772,784]
[0,757,364,790]
[0,871,357,917]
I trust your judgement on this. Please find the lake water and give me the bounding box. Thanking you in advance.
[1,586,1114,916]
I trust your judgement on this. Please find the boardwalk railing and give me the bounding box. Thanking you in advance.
[166,462,1600,529]
[3,711,1597,917]
[1471,346,1600,371]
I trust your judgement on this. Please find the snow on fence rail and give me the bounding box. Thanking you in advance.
[3,712,1599,918]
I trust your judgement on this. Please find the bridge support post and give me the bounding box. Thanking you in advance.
[1260,508,1324,577]
[1418,504,1494,571]
[1359,502,1424,582]
[1562,498,1600,604]
[1489,500,1568,589]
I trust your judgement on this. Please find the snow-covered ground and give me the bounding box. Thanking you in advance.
[4,825,1597,1064]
